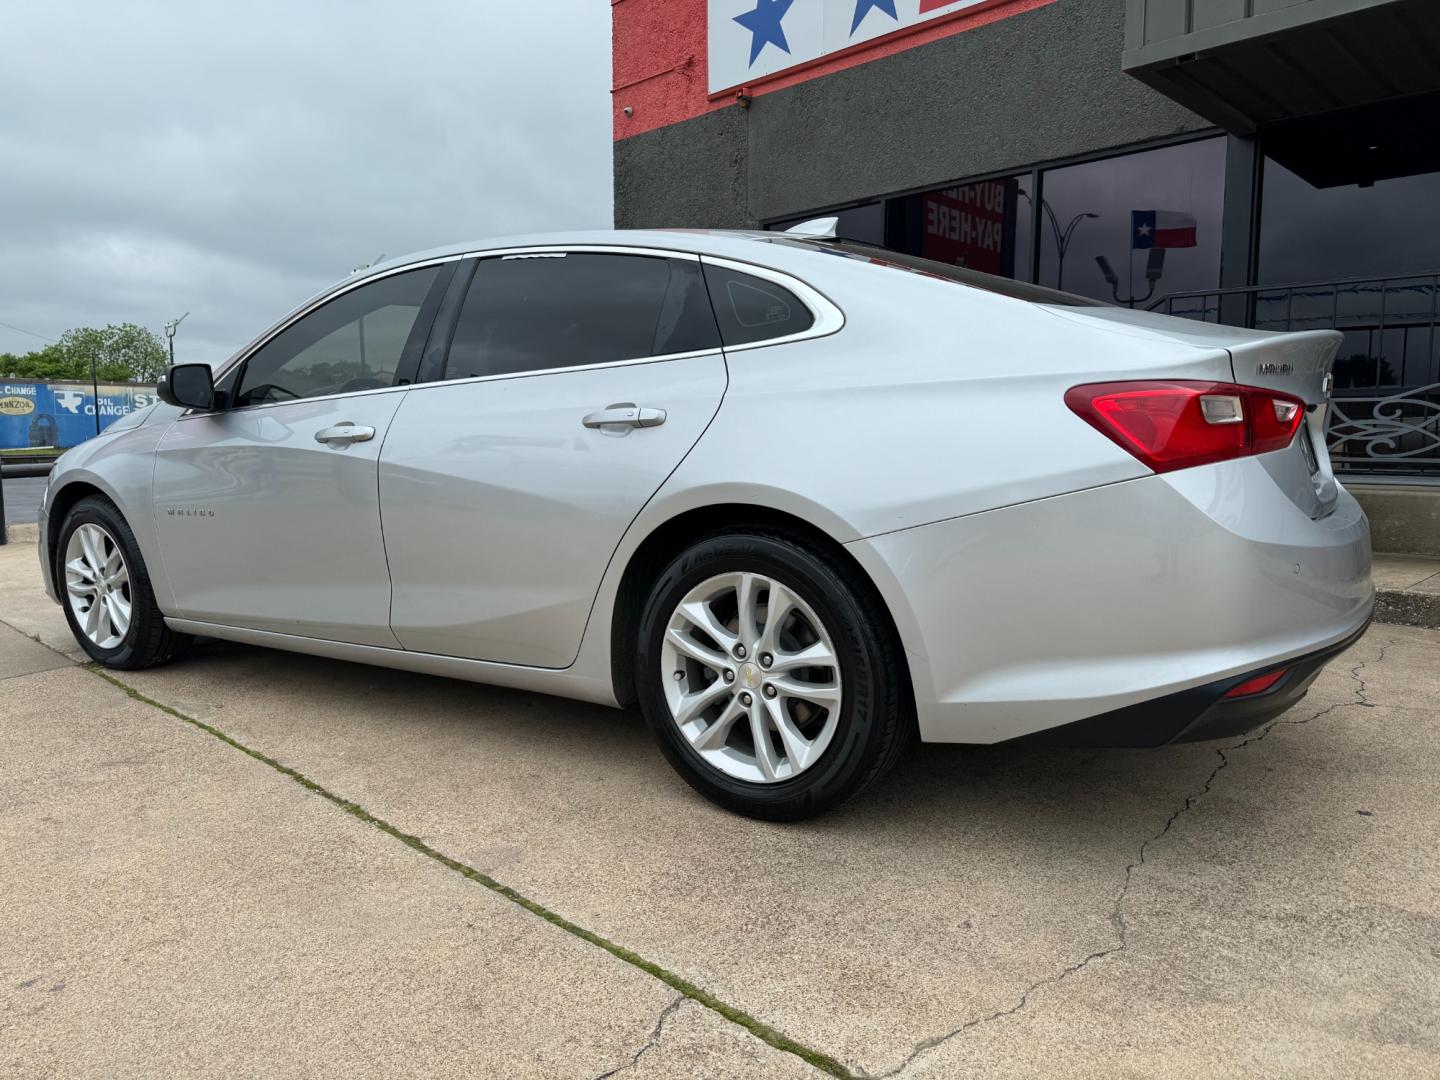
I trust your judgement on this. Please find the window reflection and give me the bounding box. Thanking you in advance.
[1260,162,1440,389]
[892,176,1032,281]
[1259,161,1440,284]
[1038,138,1226,305]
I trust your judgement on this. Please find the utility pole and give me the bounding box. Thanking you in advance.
[90,351,101,436]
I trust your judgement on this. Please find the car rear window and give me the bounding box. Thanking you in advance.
[702,264,816,347]
[773,238,1108,308]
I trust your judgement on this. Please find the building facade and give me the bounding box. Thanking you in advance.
[612,0,1440,486]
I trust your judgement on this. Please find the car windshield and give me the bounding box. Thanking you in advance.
[769,237,1109,308]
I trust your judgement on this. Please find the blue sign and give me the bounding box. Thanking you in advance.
[0,381,159,451]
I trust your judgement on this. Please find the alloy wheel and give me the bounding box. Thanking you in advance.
[64,523,132,650]
[660,571,843,784]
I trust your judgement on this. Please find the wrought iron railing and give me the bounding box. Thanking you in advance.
[1152,272,1440,478]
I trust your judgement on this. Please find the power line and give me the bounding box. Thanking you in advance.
[0,319,55,343]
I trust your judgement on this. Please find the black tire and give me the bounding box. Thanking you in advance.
[56,496,193,669]
[636,531,913,821]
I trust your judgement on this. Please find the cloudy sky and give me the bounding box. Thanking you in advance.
[1,0,612,365]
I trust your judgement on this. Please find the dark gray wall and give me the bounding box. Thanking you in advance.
[615,0,1210,229]
[615,107,752,230]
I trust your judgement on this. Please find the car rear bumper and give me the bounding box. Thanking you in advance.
[1012,612,1372,746]
[845,460,1374,744]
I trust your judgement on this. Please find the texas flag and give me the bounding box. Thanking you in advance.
[1131,210,1198,250]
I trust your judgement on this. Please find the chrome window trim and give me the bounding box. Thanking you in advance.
[460,243,702,262]
[698,254,846,352]
[186,243,844,423]
[404,347,725,394]
[176,349,729,423]
[209,253,467,386]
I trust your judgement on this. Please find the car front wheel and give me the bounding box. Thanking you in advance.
[636,531,911,821]
[57,496,192,669]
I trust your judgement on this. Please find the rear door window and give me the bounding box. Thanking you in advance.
[701,264,815,347]
[442,253,719,381]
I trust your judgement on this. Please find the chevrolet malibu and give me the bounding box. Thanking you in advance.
[39,225,1374,820]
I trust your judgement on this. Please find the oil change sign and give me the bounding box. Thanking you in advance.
[0,382,157,450]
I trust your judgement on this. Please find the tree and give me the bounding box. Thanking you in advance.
[57,323,168,383]
[0,343,89,380]
[0,323,169,383]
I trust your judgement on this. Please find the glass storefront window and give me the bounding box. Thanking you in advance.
[891,175,1032,281]
[1258,161,1440,285]
[1038,137,1227,305]
[1259,161,1440,389]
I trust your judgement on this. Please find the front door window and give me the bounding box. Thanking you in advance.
[234,265,442,406]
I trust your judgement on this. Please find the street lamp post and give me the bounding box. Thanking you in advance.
[1095,249,1168,308]
[1017,191,1098,291]
[163,312,190,368]
[1042,207,1100,291]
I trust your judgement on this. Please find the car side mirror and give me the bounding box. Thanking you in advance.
[158,363,217,411]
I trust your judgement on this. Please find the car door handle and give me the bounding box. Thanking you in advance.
[582,403,667,430]
[314,424,376,446]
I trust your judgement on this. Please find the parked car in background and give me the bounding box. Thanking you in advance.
[39,224,1374,819]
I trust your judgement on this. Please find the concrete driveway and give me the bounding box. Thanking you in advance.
[2,535,1437,1079]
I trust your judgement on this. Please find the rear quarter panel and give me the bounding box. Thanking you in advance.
[667,250,1228,538]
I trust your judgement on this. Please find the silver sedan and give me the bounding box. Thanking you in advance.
[38,225,1374,819]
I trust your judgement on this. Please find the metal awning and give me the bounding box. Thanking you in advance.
[1124,0,1440,186]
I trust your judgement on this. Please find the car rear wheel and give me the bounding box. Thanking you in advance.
[58,496,192,669]
[636,531,911,821]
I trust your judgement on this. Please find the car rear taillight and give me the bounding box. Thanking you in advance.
[1225,668,1288,698]
[1064,381,1308,474]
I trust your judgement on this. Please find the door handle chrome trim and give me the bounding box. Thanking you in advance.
[314,424,376,445]
[581,403,667,430]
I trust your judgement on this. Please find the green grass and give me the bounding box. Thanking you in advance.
[0,446,63,458]
[86,664,857,1079]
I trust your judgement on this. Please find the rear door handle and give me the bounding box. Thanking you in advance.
[314,423,376,446]
[582,403,667,430]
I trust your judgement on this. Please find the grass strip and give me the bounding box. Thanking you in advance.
[87,664,855,1079]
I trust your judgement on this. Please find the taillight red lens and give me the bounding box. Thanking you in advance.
[1225,668,1288,698]
[1065,381,1307,474]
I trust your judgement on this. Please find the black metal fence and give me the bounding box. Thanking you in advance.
[1152,273,1440,478]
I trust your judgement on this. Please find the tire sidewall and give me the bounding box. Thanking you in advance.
[57,498,161,668]
[636,533,892,818]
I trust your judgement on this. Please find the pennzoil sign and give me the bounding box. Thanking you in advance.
[0,395,36,416]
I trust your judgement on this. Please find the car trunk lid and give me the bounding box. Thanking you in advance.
[1040,305,1343,519]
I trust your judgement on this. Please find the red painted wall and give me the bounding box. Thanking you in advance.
[612,0,1057,141]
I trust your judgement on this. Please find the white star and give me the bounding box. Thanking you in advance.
[1137,223,1153,237]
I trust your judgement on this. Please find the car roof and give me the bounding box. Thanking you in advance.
[214,230,802,375]
[360,229,783,280]
[354,229,1103,310]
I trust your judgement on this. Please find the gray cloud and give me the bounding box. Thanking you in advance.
[1,0,612,364]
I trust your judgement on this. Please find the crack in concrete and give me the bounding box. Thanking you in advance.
[78,664,857,1080]
[6,605,1401,1080]
[591,994,685,1080]
[869,639,1394,1079]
